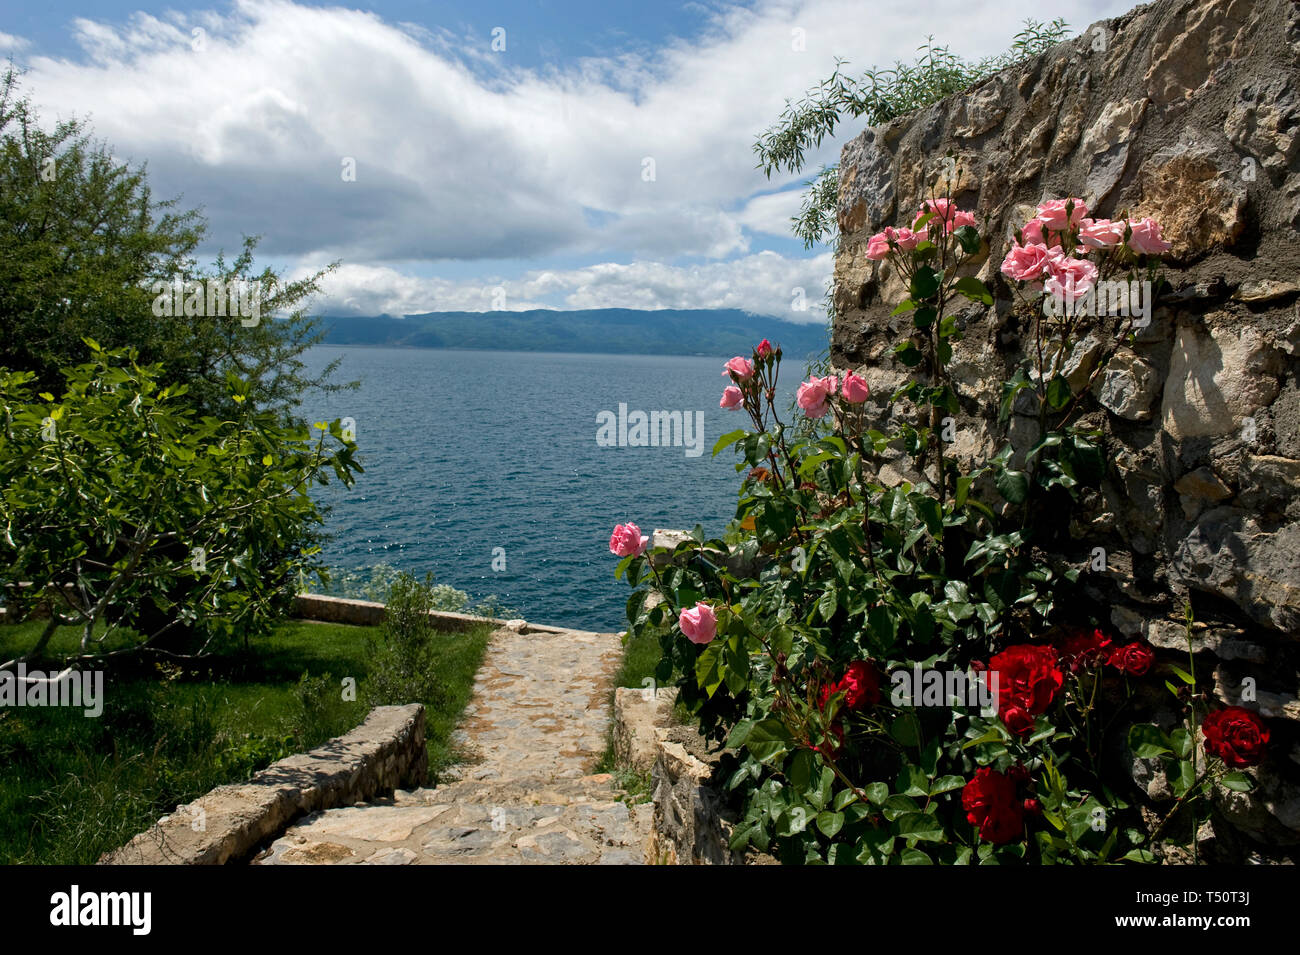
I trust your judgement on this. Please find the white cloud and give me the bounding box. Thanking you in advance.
[17,0,1137,315]
[734,189,807,237]
[0,32,31,52]
[302,250,834,320]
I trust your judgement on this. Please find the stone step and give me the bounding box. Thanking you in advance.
[254,774,652,865]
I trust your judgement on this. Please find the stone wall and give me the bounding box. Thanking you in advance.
[292,592,576,635]
[102,704,428,864]
[833,0,1300,847]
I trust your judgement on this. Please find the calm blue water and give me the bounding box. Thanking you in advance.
[300,347,802,631]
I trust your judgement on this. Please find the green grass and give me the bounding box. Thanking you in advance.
[593,627,678,802]
[0,617,491,864]
[611,627,664,692]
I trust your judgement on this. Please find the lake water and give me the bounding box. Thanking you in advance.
[300,346,802,631]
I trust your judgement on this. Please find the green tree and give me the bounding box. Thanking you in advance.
[0,343,360,668]
[0,64,352,422]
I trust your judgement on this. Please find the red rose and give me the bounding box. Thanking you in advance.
[1202,707,1269,768]
[1001,705,1037,737]
[962,768,1024,845]
[819,661,881,711]
[1056,627,1112,672]
[1107,642,1156,676]
[1023,798,1043,816]
[988,644,1063,737]
[839,660,882,710]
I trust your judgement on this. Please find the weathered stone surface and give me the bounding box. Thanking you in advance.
[1162,322,1283,440]
[258,775,651,865]
[452,626,624,782]
[1225,78,1300,179]
[1093,349,1161,420]
[1173,466,1232,502]
[1134,140,1248,256]
[1234,279,1300,304]
[1173,508,1300,633]
[1143,0,1257,107]
[1238,454,1300,511]
[613,686,679,774]
[292,592,509,632]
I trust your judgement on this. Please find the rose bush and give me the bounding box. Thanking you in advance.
[612,189,1268,864]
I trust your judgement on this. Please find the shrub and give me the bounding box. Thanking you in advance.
[0,343,359,668]
[614,191,1265,864]
[364,572,443,708]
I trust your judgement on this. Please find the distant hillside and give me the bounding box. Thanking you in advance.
[318,309,829,359]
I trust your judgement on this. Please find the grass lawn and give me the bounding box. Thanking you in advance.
[610,627,663,692]
[0,617,492,864]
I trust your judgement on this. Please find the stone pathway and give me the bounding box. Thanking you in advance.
[255,624,653,865]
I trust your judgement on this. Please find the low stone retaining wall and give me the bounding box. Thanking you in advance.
[293,592,507,631]
[614,682,773,865]
[649,728,753,865]
[101,704,428,865]
[612,686,679,773]
[292,592,572,635]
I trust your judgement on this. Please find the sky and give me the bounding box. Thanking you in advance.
[2,0,1134,320]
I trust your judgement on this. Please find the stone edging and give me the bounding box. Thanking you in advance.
[613,685,776,865]
[291,592,574,634]
[100,703,428,865]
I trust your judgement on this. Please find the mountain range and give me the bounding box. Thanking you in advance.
[318,309,830,359]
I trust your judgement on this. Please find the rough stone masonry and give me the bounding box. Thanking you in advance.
[833,0,1300,848]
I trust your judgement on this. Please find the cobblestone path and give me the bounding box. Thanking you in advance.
[256,625,652,865]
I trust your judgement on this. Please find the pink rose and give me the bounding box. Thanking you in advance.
[796,374,838,418]
[679,602,717,645]
[1077,218,1125,249]
[1036,198,1089,231]
[720,386,743,410]
[841,369,870,403]
[1126,217,1172,255]
[913,199,973,235]
[1045,255,1099,303]
[865,229,894,260]
[1000,242,1056,283]
[1019,218,1062,248]
[914,198,952,229]
[609,522,649,558]
[755,339,773,359]
[722,356,755,380]
[894,227,920,251]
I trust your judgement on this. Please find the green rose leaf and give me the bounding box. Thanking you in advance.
[816,811,846,838]
[1128,723,1173,758]
[954,276,992,304]
[954,225,982,255]
[909,266,942,301]
[1219,772,1254,792]
[994,467,1030,504]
